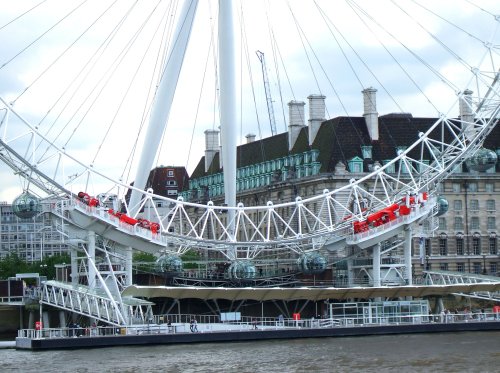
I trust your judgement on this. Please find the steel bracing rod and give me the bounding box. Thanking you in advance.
[40,282,122,325]
[0,138,69,196]
[1,79,499,252]
[129,0,199,214]
[80,245,127,325]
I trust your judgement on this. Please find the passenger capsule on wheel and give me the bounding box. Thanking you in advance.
[12,192,41,219]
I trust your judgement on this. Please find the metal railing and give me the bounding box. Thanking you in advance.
[17,310,500,340]
[347,202,434,244]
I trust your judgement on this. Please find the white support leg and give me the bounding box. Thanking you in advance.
[71,247,78,286]
[404,226,413,286]
[125,247,133,287]
[373,243,381,287]
[129,0,199,213]
[219,0,237,258]
[87,230,96,290]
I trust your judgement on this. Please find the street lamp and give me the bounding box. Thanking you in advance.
[482,254,487,275]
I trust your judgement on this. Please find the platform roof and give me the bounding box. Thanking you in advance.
[122,283,500,302]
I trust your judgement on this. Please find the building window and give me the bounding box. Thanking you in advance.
[418,160,430,172]
[472,236,481,255]
[439,263,448,271]
[454,217,463,231]
[490,262,497,276]
[487,217,496,230]
[439,238,448,256]
[456,237,464,255]
[167,170,174,177]
[470,199,479,212]
[383,160,395,173]
[438,218,447,230]
[485,183,495,193]
[348,156,364,173]
[425,239,431,256]
[453,200,462,211]
[489,237,497,255]
[423,220,430,232]
[361,145,372,159]
[471,217,480,230]
[456,262,465,272]
[467,182,478,192]
[167,190,178,196]
[166,180,177,186]
[399,159,409,174]
[486,199,496,211]
[473,262,481,274]
[452,183,461,193]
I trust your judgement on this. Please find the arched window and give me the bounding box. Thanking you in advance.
[489,234,497,255]
[456,234,464,255]
[439,233,448,256]
[472,233,481,255]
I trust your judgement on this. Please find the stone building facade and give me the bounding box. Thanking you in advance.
[182,90,499,280]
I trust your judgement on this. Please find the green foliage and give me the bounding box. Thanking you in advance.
[0,253,70,280]
[133,251,157,273]
[0,254,30,279]
[181,250,200,269]
[133,252,156,263]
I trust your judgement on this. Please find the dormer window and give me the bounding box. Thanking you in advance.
[418,160,429,173]
[348,156,364,173]
[361,145,372,159]
[383,160,395,173]
[396,146,407,155]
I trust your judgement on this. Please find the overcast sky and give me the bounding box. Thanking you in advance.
[0,0,498,202]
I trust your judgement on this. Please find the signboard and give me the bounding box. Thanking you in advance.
[220,312,241,321]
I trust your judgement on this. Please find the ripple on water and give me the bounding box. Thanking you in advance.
[1,331,499,373]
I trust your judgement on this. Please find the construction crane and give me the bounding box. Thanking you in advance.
[256,50,277,136]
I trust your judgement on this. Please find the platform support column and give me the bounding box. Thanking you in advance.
[87,230,96,290]
[373,243,381,287]
[59,310,66,328]
[347,258,354,287]
[404,226,413,286]
[19,306,24,330]
[71,247,78,286]
[125,246,133,287]
[42,311,50,329]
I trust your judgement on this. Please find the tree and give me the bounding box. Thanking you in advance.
[133,251,157,273]
[0,253,71,280]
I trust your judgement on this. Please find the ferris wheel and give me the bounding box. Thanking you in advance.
[0,0,498,264]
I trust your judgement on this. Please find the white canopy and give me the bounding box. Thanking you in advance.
[122,283,500,302]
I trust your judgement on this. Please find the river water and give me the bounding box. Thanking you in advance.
[1,331,499,372]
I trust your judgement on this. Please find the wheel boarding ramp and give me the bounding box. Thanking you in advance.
[424,270,500,302]
[50,199,171,255]
[346,200,435,249]
[40,281,154,327]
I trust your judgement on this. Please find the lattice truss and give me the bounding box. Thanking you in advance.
[1,66,498,259]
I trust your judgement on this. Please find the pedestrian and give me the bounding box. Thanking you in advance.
[190,318,195,332]
[193,318,198,332]
[252,318,258,329]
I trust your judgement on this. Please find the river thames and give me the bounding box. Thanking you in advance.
[1,331,499,372]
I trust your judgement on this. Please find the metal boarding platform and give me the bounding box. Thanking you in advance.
[424,270,500,302]
[39,280,154,326]
[346,201,434,249]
